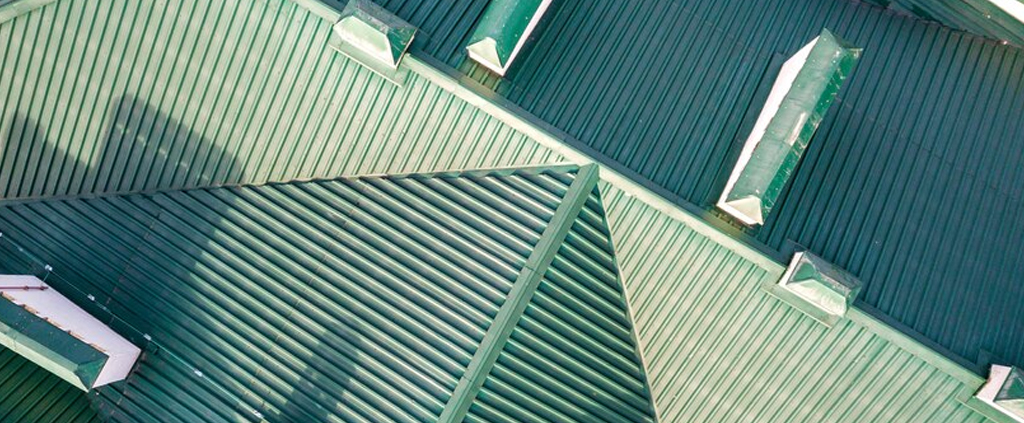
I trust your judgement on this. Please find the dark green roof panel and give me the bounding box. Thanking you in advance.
[467,187,656,423]
[0,348,100,423]
[475,0,1024,370]
[0,168,576,422]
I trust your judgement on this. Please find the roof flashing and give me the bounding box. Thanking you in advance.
[0,275,141,391]
[977,365,1024,422]
[0,0,59,24]
[328,0,416,84]
[768,251,862,326]
[466,0,552,75]
[718,29,861,226]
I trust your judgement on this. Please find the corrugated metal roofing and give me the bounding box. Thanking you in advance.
[466,187,656,423]
[865,0,1024,46]
[0,0,558,201]
[437,0,1024,370]
[599,181,993,422]
[0,347,100,423]
[0,0,1020,420]
[0,168,577,421]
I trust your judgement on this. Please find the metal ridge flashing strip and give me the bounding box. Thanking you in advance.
[0,0,59,23]
[437,164,600,423]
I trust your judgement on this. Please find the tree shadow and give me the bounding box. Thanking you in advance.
[0,95,360,422]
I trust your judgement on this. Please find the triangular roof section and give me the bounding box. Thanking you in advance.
[0,164,656,422]
[0,0,1019,422]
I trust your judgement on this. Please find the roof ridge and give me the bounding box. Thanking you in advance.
[438,164,600,421]
[0,163,581,208]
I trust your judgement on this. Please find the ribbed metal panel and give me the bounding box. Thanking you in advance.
[0,348,100,423]
[876,0,1024,46]
[0,168,573,422]
[463,0,1024,370]
[600,183,991,422]
[465,187,656,423]
[0,0,559,201]
[371,0,489,63]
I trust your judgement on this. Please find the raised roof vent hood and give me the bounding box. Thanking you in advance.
[772,251,862,326]
[329,0,416,84]
[718,29,861,225]
[0,275,140,391]
[977,365,1024,422]
[466,0,552,75]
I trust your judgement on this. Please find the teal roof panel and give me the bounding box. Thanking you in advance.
[462,0,1024,370]
[467,186,656,423]
[0,347,100,423]
[0,168,576,421]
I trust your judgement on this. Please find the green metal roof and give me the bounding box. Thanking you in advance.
[0,165,656,422]
[865,0,1024,46]
[0,0,558,200]
[446,0,1024,372]
[0,347,100,422]
[0,0,1020,421]
[601,182,991,422]
[464,188,655,423]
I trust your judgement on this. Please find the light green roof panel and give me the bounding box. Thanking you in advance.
[0,167,579,422]
[0,0,559,200]
[600,182,993,422]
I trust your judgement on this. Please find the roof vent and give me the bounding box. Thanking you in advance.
[977,365,1024,421]
[0,275,141,391]
[466,0,552,75]
[774,251,861,326]
[718,29,861,225]
[328,0,417,84]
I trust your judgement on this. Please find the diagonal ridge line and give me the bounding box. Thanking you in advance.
[438,163,599,422]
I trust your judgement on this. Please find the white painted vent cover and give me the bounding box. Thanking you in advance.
[976,365,1024,422]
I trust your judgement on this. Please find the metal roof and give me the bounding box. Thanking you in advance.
[602,182,991,422]
[0,347,100,422]
[457,0,1024,371]
[0,0,1020,421]
[0,0,558,200]
[464,188,656,423]
[0,165,658,422]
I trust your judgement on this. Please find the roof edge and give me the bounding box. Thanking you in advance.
[0,163,581,208]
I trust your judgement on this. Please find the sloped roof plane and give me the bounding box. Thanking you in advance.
[0,165,657,422]
[0,0,1021,421]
